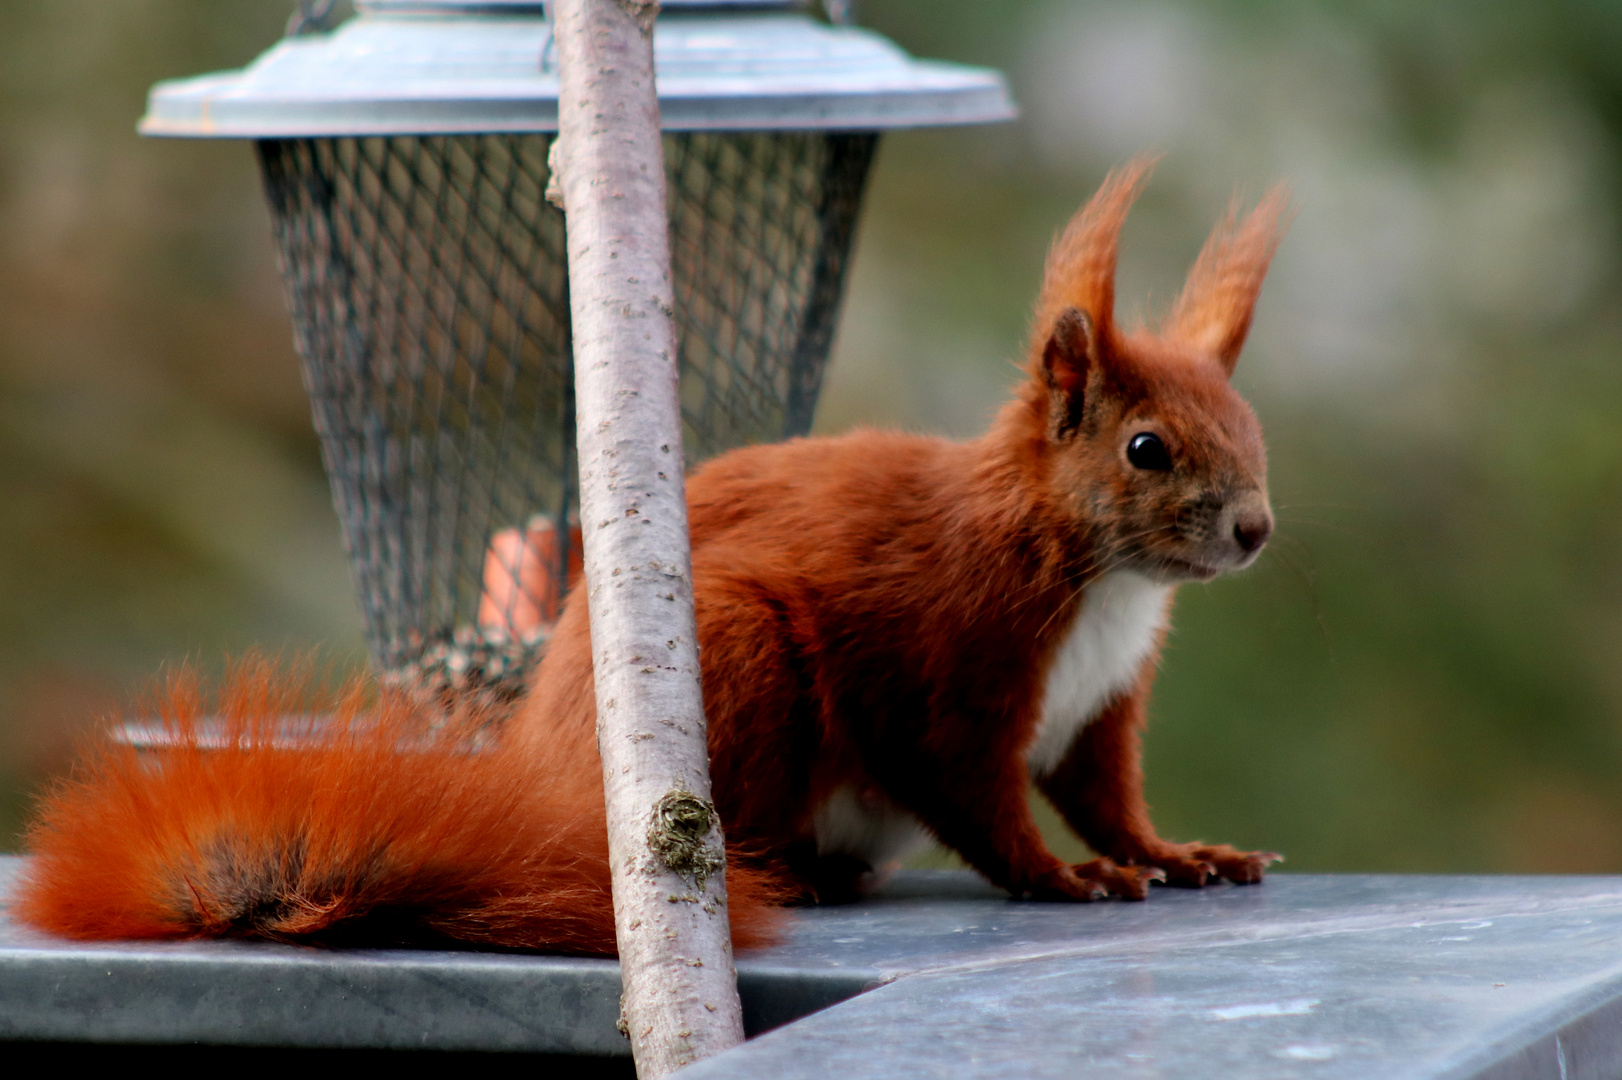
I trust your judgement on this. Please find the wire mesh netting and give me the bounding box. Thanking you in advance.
[257,130,877,698]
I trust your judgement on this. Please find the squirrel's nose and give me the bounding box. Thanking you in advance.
[1232,512,1273,554]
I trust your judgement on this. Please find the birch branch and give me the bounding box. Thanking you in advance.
[549,0,745,1075]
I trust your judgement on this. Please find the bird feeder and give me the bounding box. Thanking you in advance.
[140,0,1014,698]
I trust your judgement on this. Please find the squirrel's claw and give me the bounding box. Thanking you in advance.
[1131,844,1282,888]
[1025,863,1109,901]
[1068,859,1165,901]
[1213,850,1282,885]
[1154,858,1218,888]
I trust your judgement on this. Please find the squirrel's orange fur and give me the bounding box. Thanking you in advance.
[17,660,782,953]
[15,159,1289,946]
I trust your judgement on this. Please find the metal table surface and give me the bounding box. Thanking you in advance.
[4,857,1621,1077]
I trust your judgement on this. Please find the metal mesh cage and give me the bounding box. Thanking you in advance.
[257,131,876,693]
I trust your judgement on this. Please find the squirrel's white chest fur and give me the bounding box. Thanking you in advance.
[811,570,1170,869]
[1025,570,1171,777]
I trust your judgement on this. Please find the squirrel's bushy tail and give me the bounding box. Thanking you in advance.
[14,659,782,955]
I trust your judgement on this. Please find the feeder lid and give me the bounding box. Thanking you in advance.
[139,1,1015,138]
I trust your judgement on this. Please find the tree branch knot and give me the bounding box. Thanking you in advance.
[616,0,660,35]
[648,783,723,891]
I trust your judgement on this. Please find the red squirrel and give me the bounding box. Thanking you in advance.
[15,159,1288,952]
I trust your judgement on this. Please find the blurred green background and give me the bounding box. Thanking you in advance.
[3,0,1622,875]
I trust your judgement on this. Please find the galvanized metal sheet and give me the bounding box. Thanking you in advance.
[139,11,1016,138]
[695,873,1622,1080]
[8,861,1622,1077]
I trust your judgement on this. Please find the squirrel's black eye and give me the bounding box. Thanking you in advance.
[1127,432,1172,471]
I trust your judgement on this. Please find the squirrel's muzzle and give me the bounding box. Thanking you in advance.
[1220,491,1273,567]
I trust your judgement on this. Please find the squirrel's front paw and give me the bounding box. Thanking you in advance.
[1023,859,1166,901]
[1209,846,1281,884]
[1024,863,1108,901]
[1073,858,1165,900]
[1147,844,1281,887]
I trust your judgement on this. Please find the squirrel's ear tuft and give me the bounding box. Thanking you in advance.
[1029,157,1156,376]
[1163,184,1292,376]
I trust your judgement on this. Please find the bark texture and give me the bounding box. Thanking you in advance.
[549,0,746,1075]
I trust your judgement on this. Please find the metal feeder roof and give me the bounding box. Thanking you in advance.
[139,0,1017,138]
